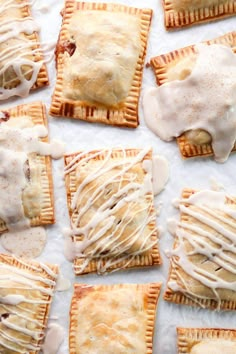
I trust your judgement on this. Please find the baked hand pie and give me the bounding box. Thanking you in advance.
[50,1,152,127]
[0,102,58,233]
[0,253,58,353]
[0,0,48,100]
[144,31,236,163]
[64,148,161,275]
[163,0,236,29]
[69,283,161,354]
[177,327,236,353]
[164,188,236,311]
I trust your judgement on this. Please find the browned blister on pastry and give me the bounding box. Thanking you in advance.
[177,327,236,353]
[0,102,55,233]
[50,1,152,127]
[64,148,161,275]
[163,0,236,30]
[0,0,49,100]
[148,31,236,161]
[69,283,161,353]
[0,253,58,353]
[164,188,236,311]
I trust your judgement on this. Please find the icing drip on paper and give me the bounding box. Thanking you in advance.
[143,44,236,162]
[0,116,64,233]
[168,189,236,308]
[64,148,158,274]
[1,227,47,258]
[55,272,71,291]
[0,256,58,352]
[42,323,64,354]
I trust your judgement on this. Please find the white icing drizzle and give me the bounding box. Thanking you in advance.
[0,118,64,232]
[143,44,236,162]
[0,256,58,352]
[64,148,158,274]
[0,0,54,99]
[168,189,236,308]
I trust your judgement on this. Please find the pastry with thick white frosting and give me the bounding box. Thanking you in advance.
[0,102,61,234]
[69,283,161,353]
[64,148,161,275]
[50,1,152,127]
[143,32,236,163]
[177,327,236,354]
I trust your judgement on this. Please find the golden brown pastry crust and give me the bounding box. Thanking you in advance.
[0,0,48,94]
[164,188,236,311]
[149,31,236,159]
[64,148,161,275]
[0,102,54,233]
[177,327,236,353]
[163,0,236,30]
[50,1,152,128]
[69,283,161,354]
[0,253,58,353]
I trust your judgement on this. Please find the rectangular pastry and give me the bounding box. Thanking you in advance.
[70,283,161,354]
[0,253,58,353]
[149,31,236,161]
[177,327,236,353]
[164,188,236,311]
[64,148,161,275]
[50,1,152,127]
[163,0,236,30]
[0,102,54,233]
[0,0,49,100]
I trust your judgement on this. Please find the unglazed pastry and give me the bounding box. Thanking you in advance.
[0,253,58,353]
[50,1,152,127]
[163,0,236,29]
[177,327,236,354]
[0,0,48,100]
[69,283,161,354]
[0,102,61,234]
[143,32,236,163]
[64,148,161,275]
[164,189,236,310]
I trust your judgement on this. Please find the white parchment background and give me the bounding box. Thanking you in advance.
[0,0,236,353]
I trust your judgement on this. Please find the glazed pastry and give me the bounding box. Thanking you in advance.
[0,253,58,353]
[64,148,161,275]
[0,102,56,233]
[177,327,236,353]
[163,0,236,30]
[143,32,236,163]
[0,0,48,100]
[50,1,152,127]
[69,283,161,353]
[164,188,236,311]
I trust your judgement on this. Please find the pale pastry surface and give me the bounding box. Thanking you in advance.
[63,11,141,107]
[69,283,161,354]
[50,1,152,127]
